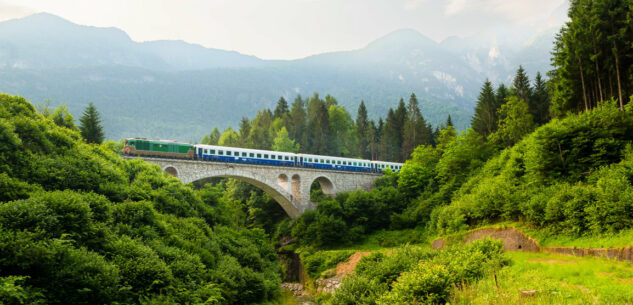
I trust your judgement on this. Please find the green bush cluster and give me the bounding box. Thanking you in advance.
[329,239,504,305]
[300,250,355,279]
[430,102,633,236]
[290,185,405,248]
[0,93,281,304]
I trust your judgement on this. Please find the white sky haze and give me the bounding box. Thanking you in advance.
[0,0,567,60]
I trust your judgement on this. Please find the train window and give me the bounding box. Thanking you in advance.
[226,151,232,156]
[219,150,224,155]
[210,149,215,154]
[278,155,283,160]
[320,159,324,163]
[264,154,269,159]
[257,153,261,158]
[250,153,254,157]
[242,152,247,157]
[337,161,341,165]
[353,162,357,166]
[285,156,289,160]
[204,149,208,154]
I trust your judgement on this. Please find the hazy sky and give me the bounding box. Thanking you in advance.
[0,0,567,60]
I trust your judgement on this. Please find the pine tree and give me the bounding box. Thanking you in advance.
[273,97,289,119]
[445,114,453,128]
[512,65,532,102]
[289,95,307,151]
[531,72,551,125]
[496,83,508,108]
[356,101,370,159]
[79,102,104,144]
[238,117,251,147]
[402,93,430,160]
[471,80,498,138]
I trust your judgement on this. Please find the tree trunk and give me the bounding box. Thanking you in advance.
[579,57,589,111]
[591,32,604,102]
[613,40,624,110]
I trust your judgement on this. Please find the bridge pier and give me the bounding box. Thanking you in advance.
[126,157,378,218]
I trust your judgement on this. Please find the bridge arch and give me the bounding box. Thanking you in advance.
[311,176,336,197]
[189,171,301,219]
[163,165,179,178]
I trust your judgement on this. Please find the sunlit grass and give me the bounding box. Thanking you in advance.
[451,251,633,305]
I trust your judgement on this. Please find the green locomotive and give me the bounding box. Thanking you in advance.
[124,138,194,159]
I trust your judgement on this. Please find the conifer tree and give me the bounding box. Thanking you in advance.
[512,65,532,102]
[471,80,497,138]
[238,117,251,147]
[402,93,430,160]
[356,101,370,159]
[79,102,104,144]
[531,72,551,125]
[273,97,289,119]
[289,95,307,151]
[445,114,453,128]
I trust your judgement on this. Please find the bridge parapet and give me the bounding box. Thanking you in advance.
[124,156,378,218]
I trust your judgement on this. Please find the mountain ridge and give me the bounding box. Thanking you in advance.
[0,13,558,141]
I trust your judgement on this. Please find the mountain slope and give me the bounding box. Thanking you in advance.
[0,14,558,141]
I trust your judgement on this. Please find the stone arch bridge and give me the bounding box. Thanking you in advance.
[127,157,379,218]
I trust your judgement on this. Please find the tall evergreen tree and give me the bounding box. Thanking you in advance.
[402,93,431,160]
[289,95,307,151]
[531,72,551,125]
[512,65,532,102]
[356,101,370,159]
[273,97,289,119]
[445,114,453,128]
[496,83,508,108]
[306,93,330,154]
[238,117,251,147]
[79,102,104,144]
[471,80,498,138]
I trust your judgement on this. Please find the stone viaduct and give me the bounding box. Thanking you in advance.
[127,157,379,218]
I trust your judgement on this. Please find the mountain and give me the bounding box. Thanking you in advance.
[0,13,559,141]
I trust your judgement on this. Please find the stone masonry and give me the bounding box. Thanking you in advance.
[125,157,378,218]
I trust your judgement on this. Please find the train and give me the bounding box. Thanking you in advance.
[124,138,403,173]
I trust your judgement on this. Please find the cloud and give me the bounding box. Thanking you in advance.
[0,1,35,21]
[444,0,566,25]
[403,0,426,10]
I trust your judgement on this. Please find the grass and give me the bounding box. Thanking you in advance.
[451,251,633,305]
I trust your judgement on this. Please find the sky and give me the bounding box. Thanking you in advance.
[0,0,567,60]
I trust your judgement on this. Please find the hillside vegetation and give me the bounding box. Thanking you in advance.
[0,93,281,304]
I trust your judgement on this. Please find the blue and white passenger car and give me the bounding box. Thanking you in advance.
[195,144,296,167]
[297,153,372,172]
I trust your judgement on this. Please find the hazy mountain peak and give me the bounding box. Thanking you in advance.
[366,28,437,49]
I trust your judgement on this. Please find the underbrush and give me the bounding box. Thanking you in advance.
[319,239,505,305]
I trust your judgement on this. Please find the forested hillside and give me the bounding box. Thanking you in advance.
[0,93,282,304]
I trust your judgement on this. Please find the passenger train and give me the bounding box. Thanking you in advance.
[124,138,403,173]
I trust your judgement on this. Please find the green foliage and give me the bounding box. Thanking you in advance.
[272,127,299,153]
[431,102,633,236]
[488,96,535,148]
[79,102,104,144]
[0,93,281,304]
[329,240,504,305]
[300,250,354,279]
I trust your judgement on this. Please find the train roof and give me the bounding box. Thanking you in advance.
[296,153,370,163]
[126,138,192,145]
[195,144,296,155]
